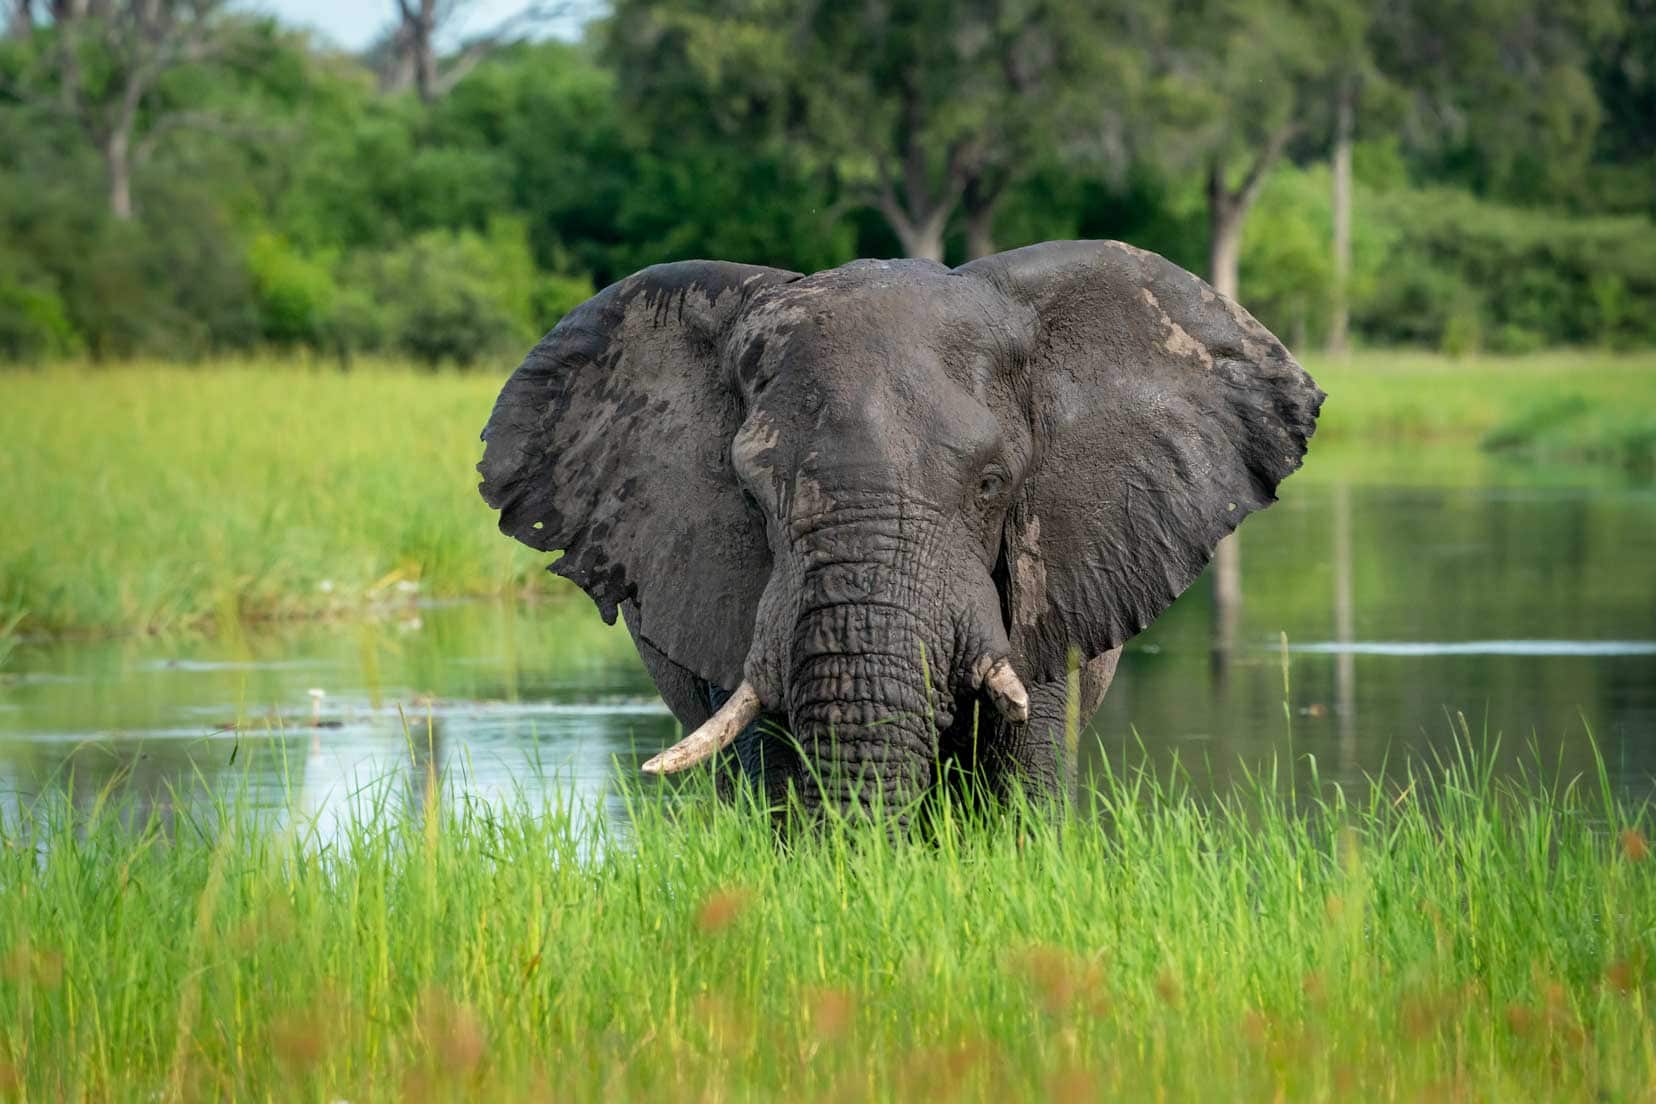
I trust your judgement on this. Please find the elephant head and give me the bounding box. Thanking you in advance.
[478,241,1322,820]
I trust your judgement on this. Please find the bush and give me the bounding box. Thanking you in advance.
[346,219,584,366]
[248,233,339,347]
[1361,188,1656,350]
[0,273,79,362]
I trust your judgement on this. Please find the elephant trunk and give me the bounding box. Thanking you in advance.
[654,498,1033,811]
[787,611,945,817]
[781,506,959,817]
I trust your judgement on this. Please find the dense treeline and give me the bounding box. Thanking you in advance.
[1,0,1653,364]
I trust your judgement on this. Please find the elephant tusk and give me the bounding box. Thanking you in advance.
[981,658,1031,724]
[640,681,761,775]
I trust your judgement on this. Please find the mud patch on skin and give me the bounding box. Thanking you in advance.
[1138,287,1214,370]
[1217,294,1275,363]
[732,411,783,477]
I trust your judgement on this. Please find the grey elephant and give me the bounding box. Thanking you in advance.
[478,240,1322,821]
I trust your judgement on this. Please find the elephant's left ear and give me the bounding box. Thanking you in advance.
[959,240,1323,681]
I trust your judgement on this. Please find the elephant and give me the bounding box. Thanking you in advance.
[477,240,1322,823]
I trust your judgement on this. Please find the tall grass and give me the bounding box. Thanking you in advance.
[4,351,1654,637]
[2,741,1651,1101]
[0,359,547,636]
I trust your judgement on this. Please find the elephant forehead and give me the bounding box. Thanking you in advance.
[731,267,1023,388]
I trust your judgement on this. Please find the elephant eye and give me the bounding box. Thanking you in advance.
[977,472,1007,501]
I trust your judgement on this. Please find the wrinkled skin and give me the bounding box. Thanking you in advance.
[478,241,1323,824]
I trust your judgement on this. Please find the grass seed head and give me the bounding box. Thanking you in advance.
[897,1041,988,1102]
[805,986,856,1041]
[692,992,752,1052]
[2,942,62,989]
[271,1012,326,1072]
[1154,967,1182,1008]
[1504,1003,1536,1037]
[695,887,752,933]
[1047,1064,1097,1104]
[1014,945,1107,1016]
[415,989,486,1075]
[1620,828,1649,862]
[1603,953,1645,994]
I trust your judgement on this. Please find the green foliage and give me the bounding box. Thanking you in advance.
[1237,163,1393,348]
[338,219,580,367]
[1,3,1654,363]
[1,744,1652,1100]
[1359,189,1656,351]
[248,233,339,347]
[0,274,79,362]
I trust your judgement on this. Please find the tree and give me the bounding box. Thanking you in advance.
[1589,0,1656,216]
[380,0,581,102]
[606,0,1140,262]
[4,0,246,219]
[1370,0,1624,207]
[1142,0,1357,301]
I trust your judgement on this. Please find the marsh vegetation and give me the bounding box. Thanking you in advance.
[4,352,1653,637]
[2,741,1651,1101]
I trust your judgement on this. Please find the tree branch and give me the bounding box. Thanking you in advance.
[1233,115,1297,211]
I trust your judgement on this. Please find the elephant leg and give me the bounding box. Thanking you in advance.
[974,648,1122,803]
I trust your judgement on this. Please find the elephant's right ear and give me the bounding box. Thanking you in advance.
[960,241,1323,682]
[478,261,801,690]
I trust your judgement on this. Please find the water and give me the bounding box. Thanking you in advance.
[4,468,1655,827]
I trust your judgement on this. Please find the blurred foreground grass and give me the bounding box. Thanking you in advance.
[2,351,1653,637]
[1,741,1651,1101]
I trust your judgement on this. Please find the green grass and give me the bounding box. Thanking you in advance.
[2,351,1653,637]
[1304,349,1656,474]
[0,359,547,637]
[1,741,1651,1101]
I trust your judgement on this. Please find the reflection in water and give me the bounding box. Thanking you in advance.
[2,479,1655,836]
[1332,482,1356,770]
[1210,533,1243,680]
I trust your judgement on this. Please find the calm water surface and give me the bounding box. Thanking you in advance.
[4,468,1655,828]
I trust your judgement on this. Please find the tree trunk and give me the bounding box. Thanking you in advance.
[1328,79,1355,355]
[1207,200,1242,300]
[965,210,995,261]
[891,210,947,263]
[963,177,998,260]
[105,129,133,220]
[1208,160,1244,665]
[414,30,438,102]
[395,0,438,102]
[7,0,34,37]
[1205,120,1295,304]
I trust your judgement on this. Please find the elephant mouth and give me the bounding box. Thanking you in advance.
[638,656,1030,776]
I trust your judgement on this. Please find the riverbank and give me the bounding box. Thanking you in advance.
[1312,350,1656,474]
[1,746,1650,1101]
[2,351,1652,638]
